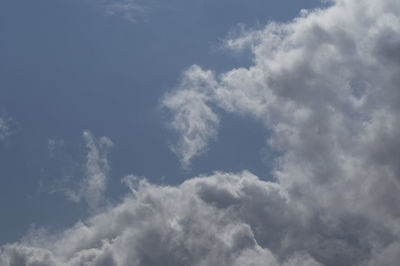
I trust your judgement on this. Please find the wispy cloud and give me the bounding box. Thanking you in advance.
[66,131,113,211]
[98,0,146,22]
[0,113,12,140]
[162,66,220,169]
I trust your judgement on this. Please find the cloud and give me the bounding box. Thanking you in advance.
[3,0,400,265]
[0,113,11,140]
[97,0,146,22]
[66,131,113,210]
[0,172,322,266]
[162,66,220,169]
[161,0,400,263]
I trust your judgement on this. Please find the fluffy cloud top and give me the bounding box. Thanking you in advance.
[3,0,400,265]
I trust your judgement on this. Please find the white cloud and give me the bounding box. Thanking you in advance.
[161,0,400,263]
[162,66,220,169]
[3,0,400,265]
[0,172,323,266]
[66,131,113,210]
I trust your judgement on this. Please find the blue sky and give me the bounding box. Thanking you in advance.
[0,0,322,244]
[3,0,400,265]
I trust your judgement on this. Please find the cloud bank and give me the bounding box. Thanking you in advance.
[2,0,400,265]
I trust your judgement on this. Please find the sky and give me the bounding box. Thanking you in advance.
[2,0,400,265]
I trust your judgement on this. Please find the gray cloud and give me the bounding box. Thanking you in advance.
[0,172,322,266]
[1,171,391,265]
[3,0,400,265]
[161,0,400,263]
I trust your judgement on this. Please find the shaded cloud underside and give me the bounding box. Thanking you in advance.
[3,0,400,265]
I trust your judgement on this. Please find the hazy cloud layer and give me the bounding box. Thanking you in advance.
[2,0,400,265]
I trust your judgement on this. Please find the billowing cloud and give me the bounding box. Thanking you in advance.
[0,172,323,266]
[0,171,396,265]
[2,0,400,265]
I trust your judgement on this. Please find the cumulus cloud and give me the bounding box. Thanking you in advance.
[0,172,323,266]
[161,0,400,263]
[3,0,400,265]
[66,131,113,210]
